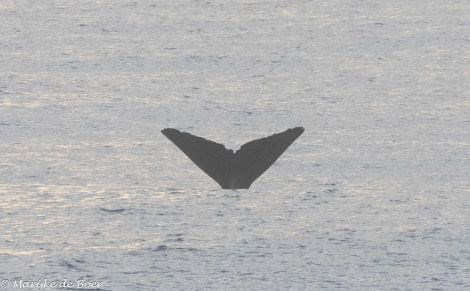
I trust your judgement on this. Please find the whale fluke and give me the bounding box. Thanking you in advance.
[161,127,304,189]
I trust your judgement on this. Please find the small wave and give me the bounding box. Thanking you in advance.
[153,245,168,251]
[99,208,126,213]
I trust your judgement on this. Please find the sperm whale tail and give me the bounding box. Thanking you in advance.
[161,127,304,189]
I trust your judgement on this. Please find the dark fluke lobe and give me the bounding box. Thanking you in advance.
[161,127,304,189]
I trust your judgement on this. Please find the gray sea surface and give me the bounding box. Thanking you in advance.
[1,0,469,290]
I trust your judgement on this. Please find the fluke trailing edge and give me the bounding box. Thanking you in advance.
[161,127,304,189]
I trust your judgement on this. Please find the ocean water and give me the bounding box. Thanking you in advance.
[1,0,469,290]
